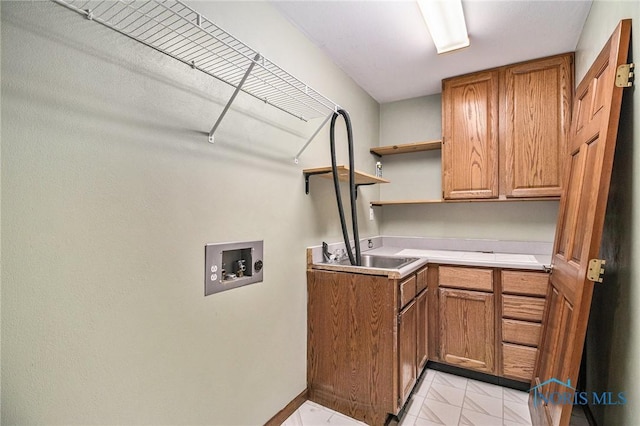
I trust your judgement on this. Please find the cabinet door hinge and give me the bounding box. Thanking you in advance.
[587,259,606,283]
[615,63,635,87]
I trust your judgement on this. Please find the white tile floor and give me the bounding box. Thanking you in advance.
[282,369,590,426]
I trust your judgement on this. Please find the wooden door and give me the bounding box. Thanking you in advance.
[442,71,500,199]
[503,54,573,198]
[416,289,429,371]
[398,300,417,407]
[530,20,631,426]
[439,288,495,373]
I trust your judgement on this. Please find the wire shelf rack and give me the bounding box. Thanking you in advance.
[51,0,340,151]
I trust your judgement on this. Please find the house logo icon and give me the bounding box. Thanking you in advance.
[529,378,575,406]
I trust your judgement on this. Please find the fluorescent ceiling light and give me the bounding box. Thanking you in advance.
[417,0,470,54]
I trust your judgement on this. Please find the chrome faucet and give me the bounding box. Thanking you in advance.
[322,242,335,262]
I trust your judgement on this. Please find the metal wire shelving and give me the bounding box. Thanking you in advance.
[51,0,340,159]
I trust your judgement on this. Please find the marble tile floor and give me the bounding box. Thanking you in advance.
[282,369,590,426]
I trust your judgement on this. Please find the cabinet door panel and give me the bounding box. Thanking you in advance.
[503,54,572,197]
[399,300,417,407]
[307,270,396,423]
[416,290,429,371]
[443,71,500,199]
[439,288,495,373]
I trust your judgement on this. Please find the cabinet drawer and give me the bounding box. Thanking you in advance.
[399,276,417,308]
[503,295,546,322]
[502,319,541,347]
[416,266,428,293]
[502,271,548,296]
[502,343,537,381]
[439,266,493,292]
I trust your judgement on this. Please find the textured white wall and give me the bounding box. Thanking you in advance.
[0,1,379,424]
[378,95,559,242]
[575,3,640,424]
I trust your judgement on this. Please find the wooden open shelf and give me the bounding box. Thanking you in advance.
[370,197,560,206]
[370,140,442,157]
[303,165,389,194]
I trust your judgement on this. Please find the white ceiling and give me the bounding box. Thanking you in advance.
[272,0,593,103]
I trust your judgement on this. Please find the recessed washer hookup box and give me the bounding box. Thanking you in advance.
[204,240,264,296]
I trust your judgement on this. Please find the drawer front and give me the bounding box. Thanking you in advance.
[400,275,417,308]
[502,271,548,296]
[502,343,537,381]
[503,295,546,322]
[439,266,493,292]
[416,266,428,293]
[502,319,541,347]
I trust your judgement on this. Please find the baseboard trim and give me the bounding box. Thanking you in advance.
[264,389,308,426]
[427,361,531,391]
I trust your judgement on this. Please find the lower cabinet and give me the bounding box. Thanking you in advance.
[416,289,429,371]
[398,300,417,405]
[307,266,429,426]
[307,262,549,425]
[432,265,549,382]
[439,287,495,374]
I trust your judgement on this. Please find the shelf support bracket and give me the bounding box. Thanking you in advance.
[354,183,376,199]
[294,112,334,163]
[209,53,261,143]
[304,170,332,194]
[304,170,372,199]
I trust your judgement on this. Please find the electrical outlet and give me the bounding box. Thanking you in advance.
[369,206,374,221]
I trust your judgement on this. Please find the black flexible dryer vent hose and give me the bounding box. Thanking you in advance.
[329,109,361,266]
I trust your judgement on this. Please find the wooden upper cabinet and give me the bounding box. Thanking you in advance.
[442,71,500,199]
[442,53,574,200]
[502,54,573,197]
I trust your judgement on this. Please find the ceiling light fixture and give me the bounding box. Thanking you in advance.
[417,0,470,54]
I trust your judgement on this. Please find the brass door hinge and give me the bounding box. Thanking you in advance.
[587,259,606,283]
[615,63,634,88]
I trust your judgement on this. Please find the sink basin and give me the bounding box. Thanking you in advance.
[332,254,420,269]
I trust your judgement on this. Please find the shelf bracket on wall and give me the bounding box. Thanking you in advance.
[209,53,261,144]
[304,169,332,195]
[294,112,334,164]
